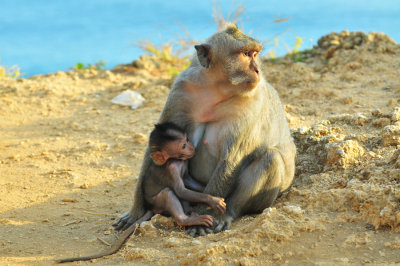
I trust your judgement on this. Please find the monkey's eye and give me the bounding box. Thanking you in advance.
[182,143,186,149]
[243,51,257,57]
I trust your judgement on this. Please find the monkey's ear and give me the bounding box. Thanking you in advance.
[151,152,168,165]
[195,44,211,68]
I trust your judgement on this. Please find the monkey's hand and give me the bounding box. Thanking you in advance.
[208,196,226,214]
[113,212,137,231]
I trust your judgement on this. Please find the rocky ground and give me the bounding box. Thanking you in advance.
[1,30,400,265]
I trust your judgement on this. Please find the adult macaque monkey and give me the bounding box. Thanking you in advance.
[114,24,296,237]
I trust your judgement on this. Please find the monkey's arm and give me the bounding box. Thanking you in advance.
[168,163,226,214]
[202,139,240,198]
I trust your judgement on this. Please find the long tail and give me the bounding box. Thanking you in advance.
[56,210,153,263]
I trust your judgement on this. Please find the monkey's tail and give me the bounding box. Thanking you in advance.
[56,210,153,263]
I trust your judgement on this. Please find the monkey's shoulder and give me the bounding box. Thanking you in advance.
[165,159,186,175]
[143,161,185,186]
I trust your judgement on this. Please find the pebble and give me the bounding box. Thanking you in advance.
[273,254,282,261]
[80,183,89,189]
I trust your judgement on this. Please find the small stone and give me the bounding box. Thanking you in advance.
[62,199,77,203]
[392,107,400,122]
[343,96,353,104]
[10,155,20,160]
[191,240,201,246]
[165,237,179,248]
[133,133,148,144]
[282,205,304,216]
[80,183,89,189]
[299,126,310,134]
[273,254,282,261]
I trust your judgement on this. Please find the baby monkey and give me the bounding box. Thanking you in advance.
[57,122,225,263]
[144,122,226,226]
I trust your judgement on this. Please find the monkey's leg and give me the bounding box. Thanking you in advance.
[153,188,213,227]
[214,149,284,233]
[187,149,285,237]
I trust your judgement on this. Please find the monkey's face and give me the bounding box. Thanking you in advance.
[164,134,195,161]
[195,25,262,95]
[226,49,261,91]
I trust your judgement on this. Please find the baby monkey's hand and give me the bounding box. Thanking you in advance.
[208,196,226,214]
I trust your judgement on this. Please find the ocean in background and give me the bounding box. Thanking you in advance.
[0,0,399,77]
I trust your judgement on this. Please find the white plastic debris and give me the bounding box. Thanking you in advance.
[111,89,145,109]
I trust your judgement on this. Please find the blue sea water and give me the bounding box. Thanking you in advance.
[0,0,399,77]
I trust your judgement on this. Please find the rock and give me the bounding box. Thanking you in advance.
[344,232,371,246]
[133,133,148,144]
[79,183,89,189]
[191,240,201,246]
[272,254,282,261]
[165,237,180,248]
[328,114,368,126]
[372,118,391,127]
[342,96,354,104]
[298,126,310,134]
[317,31,399,54]
[151,214,175,227]
[125,247,159,261]
[326,140,365,168]
[282,205,304,217]
[382,124,400,146]
[391,107,400,122]
[389,149,400,168]
[137,221,158,237]
[384,238,400,249]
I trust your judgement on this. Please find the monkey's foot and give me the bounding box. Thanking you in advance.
[113,212,136,231]
[214,214,234,233]
[186,214,234,237]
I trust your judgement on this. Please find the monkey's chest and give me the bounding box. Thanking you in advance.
[188,123,225,182]
[201,124,222,157]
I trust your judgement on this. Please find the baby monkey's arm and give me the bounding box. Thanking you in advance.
[168,161,226,214]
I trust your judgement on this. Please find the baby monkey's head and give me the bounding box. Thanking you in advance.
[149,122,195,165]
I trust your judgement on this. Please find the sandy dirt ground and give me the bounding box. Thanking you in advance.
[1,31,400,265]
